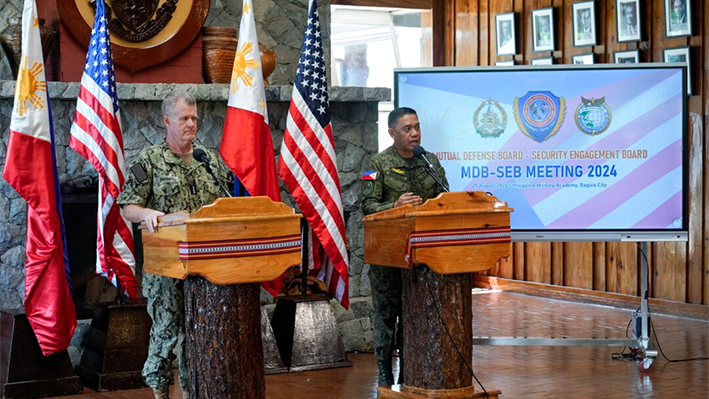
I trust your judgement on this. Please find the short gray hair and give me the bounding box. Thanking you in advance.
[162,91,196,117]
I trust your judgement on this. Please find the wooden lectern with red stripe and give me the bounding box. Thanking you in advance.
[363,191,512,399]
[141,197,301,399]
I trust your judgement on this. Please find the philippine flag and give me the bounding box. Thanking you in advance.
[2,0,77,355]
[362,171,378,180]
[220,0,282,297]
[220,0,280,203]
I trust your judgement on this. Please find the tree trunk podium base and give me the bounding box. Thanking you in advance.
[184,276,265,399]
[0,309,83,398]
[399,265,501,398]
[74,303,151,391]
[271,297,351,372]
[378,385,501,399]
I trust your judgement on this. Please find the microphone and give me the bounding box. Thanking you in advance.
[193,148,218,169]
[192,148,232,197]
[413,145,434,170]
[412,145,449,193]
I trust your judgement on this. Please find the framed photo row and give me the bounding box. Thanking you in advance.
[495,13,516,56]
[531,8,555,52]
[614,49,639,64]
[664,0,692,37]
[531,57,553,66]
[663,46,691,95]
[616,0,641,42]
[572,1,596,47]
[572,53,594,65]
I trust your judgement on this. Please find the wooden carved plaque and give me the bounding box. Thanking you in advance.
[57,0,209,72]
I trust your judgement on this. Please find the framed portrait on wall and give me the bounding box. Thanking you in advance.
[572,53,594,65]
[664,0,692,37]
[531,8,555,52]
[531,57,553,66]
[495,13,516,56]
[614,49,639,64]
[663,46,692,95]
[572,1,596,47]
[616,0,641,42]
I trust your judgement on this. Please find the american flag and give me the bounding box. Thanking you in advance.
[69,0,137,301]
[278,0,349,309]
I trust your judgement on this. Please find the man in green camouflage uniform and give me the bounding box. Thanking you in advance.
[361,107,448,387]
[117,92,227,399]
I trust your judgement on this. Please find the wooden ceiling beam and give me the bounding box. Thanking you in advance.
[330,0,431,10]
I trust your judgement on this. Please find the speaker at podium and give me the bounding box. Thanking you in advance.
[363,191,511,399]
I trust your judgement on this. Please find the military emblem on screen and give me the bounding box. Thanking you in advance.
[574,97,612,136]
[513,91,565,142]
[473,99,508,138]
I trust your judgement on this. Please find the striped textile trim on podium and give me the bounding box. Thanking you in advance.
[179,234,302,260]
[405,227,512,267]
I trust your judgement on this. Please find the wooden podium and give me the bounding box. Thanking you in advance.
[363,192,512,399]
[141,197,301,399]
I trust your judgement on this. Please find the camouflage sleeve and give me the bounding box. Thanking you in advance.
[117,151,152,208]
[361,157,393,216]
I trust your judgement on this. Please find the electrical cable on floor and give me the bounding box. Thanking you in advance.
[613,243,709,364]
[650,317,709,363]
[610,313,641,361]
[424,275,490,399]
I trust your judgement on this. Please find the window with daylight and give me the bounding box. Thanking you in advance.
[330,5,432,151]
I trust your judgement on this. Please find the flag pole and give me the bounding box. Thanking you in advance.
[300,217,308,299]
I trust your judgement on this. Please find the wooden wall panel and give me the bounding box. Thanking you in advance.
[617,242,638,296]
[701,0,709,307]
[563,242,592,289]
[525,242,551,283]
[551,242,564,285]
[687,113,705,304]
[605,242,619,293]
[592,242,606,291]
[513,242,525,280]
[431,0,706,307]
[654,242,687,302]
[422,10,434,67]
[499,254,514,279]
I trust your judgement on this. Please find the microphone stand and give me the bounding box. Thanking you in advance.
[423,165,449,194]
[414,146,449,194]
[202,163,232,198]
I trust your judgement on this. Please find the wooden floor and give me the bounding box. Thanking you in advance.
[56,291,708,399]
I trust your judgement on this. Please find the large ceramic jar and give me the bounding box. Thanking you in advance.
[202,26,276,84]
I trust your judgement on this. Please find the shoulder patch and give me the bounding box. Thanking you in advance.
[130,163,149,183]
[362,171,377,180]
[362,180,374,196]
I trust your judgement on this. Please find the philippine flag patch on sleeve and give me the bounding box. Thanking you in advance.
[362,171,377,180]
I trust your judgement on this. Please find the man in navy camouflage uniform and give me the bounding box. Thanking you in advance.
[361,107,448,387]
[118,91,227,399]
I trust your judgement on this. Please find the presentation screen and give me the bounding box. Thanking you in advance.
[394,64,688,242]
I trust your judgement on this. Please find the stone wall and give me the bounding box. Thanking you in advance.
[0,0,329,85]
[0,81,387,352]
[205,0,330,86]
